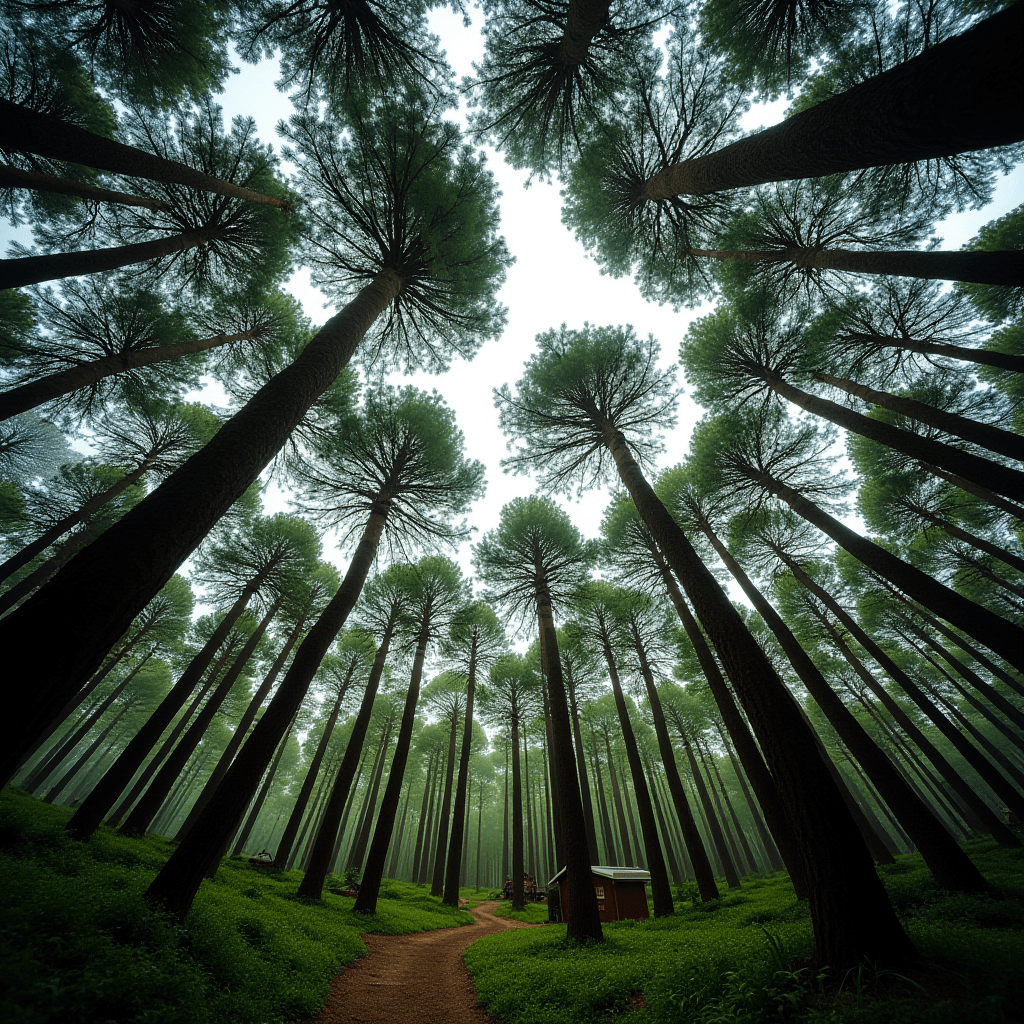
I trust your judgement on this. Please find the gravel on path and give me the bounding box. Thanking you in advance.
[310,900,541,1024]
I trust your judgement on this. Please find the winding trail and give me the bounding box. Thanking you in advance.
[311,900,541,1024]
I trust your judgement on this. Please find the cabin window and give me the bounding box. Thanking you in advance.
[595,886,605,899]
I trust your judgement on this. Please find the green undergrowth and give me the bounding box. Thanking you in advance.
[464,840,1024,1024]
[0,787,472,1024]
[492,900,550,923]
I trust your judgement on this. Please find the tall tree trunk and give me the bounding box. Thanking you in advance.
[682,246,1023,287]
[388,791,412,880]
[0,461,151,586]
[144,501,392,918]
[0,328,257,422]
[122,600,280,835]
[596,628,674,914]
[907,505,1024,578]
[812,371,1024,462]
[45,702,135,802]
[535,568,603,942]
[501,739,510,883]
[0,228,223,290]
[629,619,720,901]
[66,584,260,839]
[273,667,356,867]
[642,5,1023,197]
[295,611,398,898]
[348,722,394,872]
[510,712,526,910]
[289,763,334,871]
[644,751,682,880]
[699,518,988,891]
[760,370,1024,505]
[430,707,461,896]
[603,729,634,866]
[353,624,431,915]
[565,668,600,861]
[841,332,1024,375]
[176,617,306,841]
[232,716,294,856]
[600,424,914,968]
[476,782,484,892]
[921,463,1024,522]
[0,98,291,208]
[698,742,749,875]
[411,751,437,884]
[0,270,402,783]
[444,641,479,905]
[522,726,537,880]
[652,551,806,896]
[0,162,169,210]
[782,552,1024,822]
[753,467,1024,671]
[590,733,616,861]
[418,749,444,883]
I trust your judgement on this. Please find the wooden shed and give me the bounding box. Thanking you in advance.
[548,865,651,924]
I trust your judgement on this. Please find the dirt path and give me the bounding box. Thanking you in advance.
[311,901,540,1024]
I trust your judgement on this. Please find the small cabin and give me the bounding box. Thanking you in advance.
[548,865,651,924]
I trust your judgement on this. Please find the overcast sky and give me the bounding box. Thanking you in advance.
[5,6,1022,633]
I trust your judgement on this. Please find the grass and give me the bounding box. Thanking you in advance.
[464,840,1024,1024]
[492,899,550,923]
[0,786,473,1024]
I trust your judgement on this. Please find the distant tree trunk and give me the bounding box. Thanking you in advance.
[0,98,292,208]
[66,583,260,839]
[289,764,334,872]
[476,782,485,892]
[500,739,510,882]
[509,711,526,911]
[444,640,479,905]
[0,328,257,422]
[602,729,633,866]
[411,751,437,884]
[0,162,170,210]
[418,751,443,883]
[348,721,394,872]
[176,618,306,841]
[430,707,460,896]
[232,717,294,857]
[590,733,616,861]
[121,600,280,836]
[354,623,431,916]
[564,667,599,861]
[274,667,358,867]
[642,5,1024,197]
[707,746,760,873]
[1,270,402,786]
[682,246,1023,287]
[460,778,473,886]
[45,702,135,802]
[388,791,412,880]
[840,332,1024,375]
[812,371,1024,462]
[920,464,1024,522]
[643,751,682,881]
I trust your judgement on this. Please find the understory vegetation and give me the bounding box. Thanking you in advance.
[466,841,1024,1024]
[0,787,472,1024]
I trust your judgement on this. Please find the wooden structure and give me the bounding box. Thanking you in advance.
[548,865,651,924]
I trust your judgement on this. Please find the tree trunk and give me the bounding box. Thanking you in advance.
[0,328,257,422]
[699,518,988,892]
[175,617,306,840]
[682,246,1023,287]
[603,730,634,866]
[476,782,484,891]
[597,628,674,914]
[411,751,436,884]
[501,739,510,882]
[143,502,391,918]
[652,551,806,896]
[353,624,431,915]
[813,371,1024,462]
[66,584,259,838]
[590,735,616,861]
[388,791,412,880]
[0,162,170,211]
[921,463,1024,522]
[430,707,460,896]
[565,667,600,861]
[348,722,394,872]
[642,5,1023,197]
[0,98,291,208]
[644,751,682,880]
[535,570,603,942]
[509,713,526,911]
[908,505,1024,578]
[443,641,479,905]
[273,667,356,868]
[755,467,1024,672]
[698,742,750,875]
[629,618,720,900]
[559,0,613,65]
[0,228,222,290]
[295,610,398,898]
[761,370,1024,505]
[45,701,134,802]
[0,270,402,784]
[232,717,294,857]
[601,424,914,968]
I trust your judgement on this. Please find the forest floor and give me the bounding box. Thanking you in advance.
[310,901,540,1024]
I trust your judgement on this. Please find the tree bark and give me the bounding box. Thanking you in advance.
[0,228,220,290]
[602,729,633,866]
[0,162,170,211]
[232,717,294,857]
[642,5,1023,197]
[66,584,260,839]
[564,666,601,861]
[411,751,436,884]
[842,333,1024,375]
[443,640,479,905]
[0,328,256,422]
[510,712,525,911]
[296,610,398,896]
[921,463,1024,522]
[0,270,402,785]
[699,517,987,892]
[682,246,1023,287]
[430,706,461,896]
[601,424,914,968]
[0,98,291,209]
[559,0,612,65]
[812,371,1024,462]
[535,568,603,942]
[353,624,431,915]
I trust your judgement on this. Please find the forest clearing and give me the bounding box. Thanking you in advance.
[1,0,1022,1020]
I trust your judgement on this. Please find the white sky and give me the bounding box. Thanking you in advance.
[5,6,1023,628]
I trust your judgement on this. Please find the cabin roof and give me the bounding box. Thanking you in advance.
[547,865,652,885]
